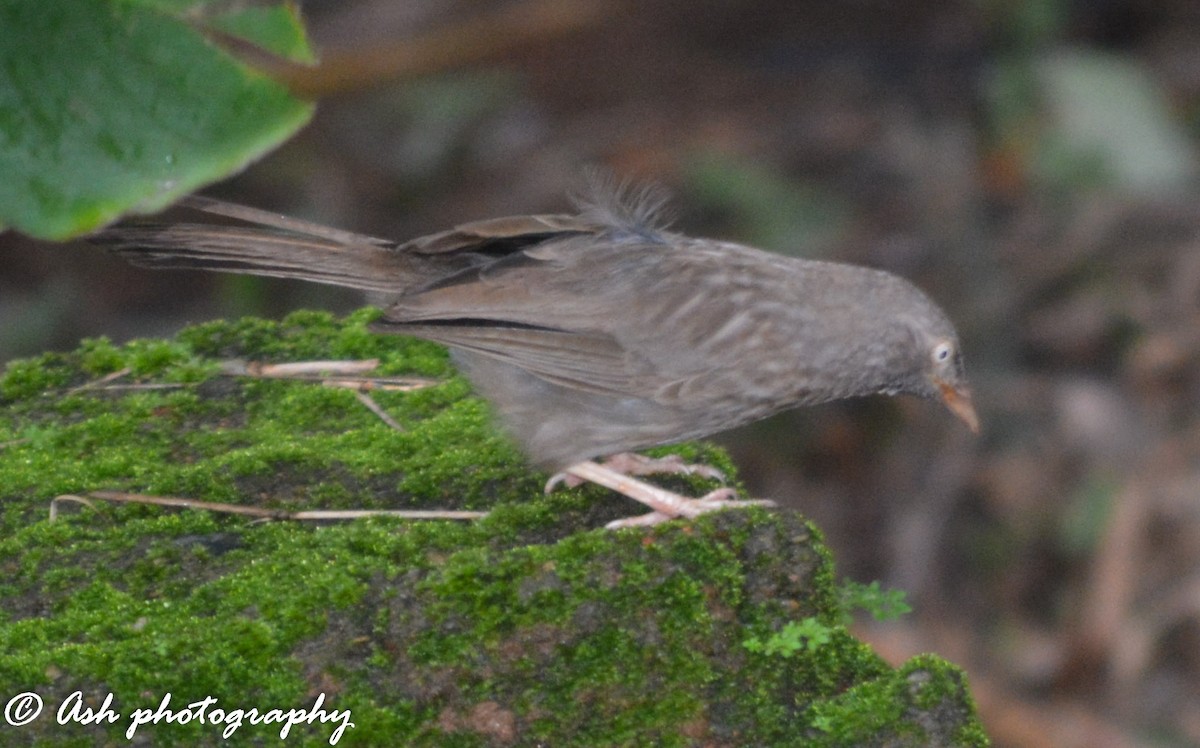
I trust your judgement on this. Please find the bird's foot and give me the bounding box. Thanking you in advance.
[552,459,774,530]
[544,452,726,493]
[604,489,775,529]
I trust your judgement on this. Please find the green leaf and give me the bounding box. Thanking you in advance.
[208,3,317,65]
[742,618,834,658]
[0,0,316,240]
[839,579,911,624]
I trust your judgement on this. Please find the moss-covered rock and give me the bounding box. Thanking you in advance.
[0,309,988,746]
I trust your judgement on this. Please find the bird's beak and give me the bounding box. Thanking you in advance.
[935,378,980,434]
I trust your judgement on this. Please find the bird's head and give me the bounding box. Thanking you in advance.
[920,334,978,433]
[854,270,979,434]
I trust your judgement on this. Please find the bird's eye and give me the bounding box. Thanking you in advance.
[932,341,953,363]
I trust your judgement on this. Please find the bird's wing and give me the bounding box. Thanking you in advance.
[381,323,648,395]
[397,214,599,255]
[375,235,724,398]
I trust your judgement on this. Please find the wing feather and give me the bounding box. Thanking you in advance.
[372,322,650,394]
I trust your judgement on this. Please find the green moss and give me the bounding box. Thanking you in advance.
[0,310,988,746]
[803,655,988,746]
[0,352,76,401]
[76,337,125,376]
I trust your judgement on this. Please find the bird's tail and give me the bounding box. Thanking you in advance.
[89,196,427,293]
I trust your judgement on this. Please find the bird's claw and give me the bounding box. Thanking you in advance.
[545,452,726,495]
[604,491,776,529]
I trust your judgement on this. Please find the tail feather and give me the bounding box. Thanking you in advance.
[91,223,418,292]
[90,194,595,296]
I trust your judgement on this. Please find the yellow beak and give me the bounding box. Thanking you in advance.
[936,378,980,434]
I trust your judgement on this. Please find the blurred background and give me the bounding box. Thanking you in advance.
[3,1,1200,745]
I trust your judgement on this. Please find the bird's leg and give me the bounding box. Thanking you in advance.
[554,459,775,530]
[544,452,726,492]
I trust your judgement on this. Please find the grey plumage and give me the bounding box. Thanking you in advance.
[93,182,976,470]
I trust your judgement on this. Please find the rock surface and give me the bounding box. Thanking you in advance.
[0,310,989,746]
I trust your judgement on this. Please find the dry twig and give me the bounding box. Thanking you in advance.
[54,491,486,522]
[218,358,438,391]
[267,0,612,97]
[353,390,405,431]
[65,367,132,395]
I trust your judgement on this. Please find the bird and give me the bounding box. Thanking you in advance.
[90,177,978,528]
